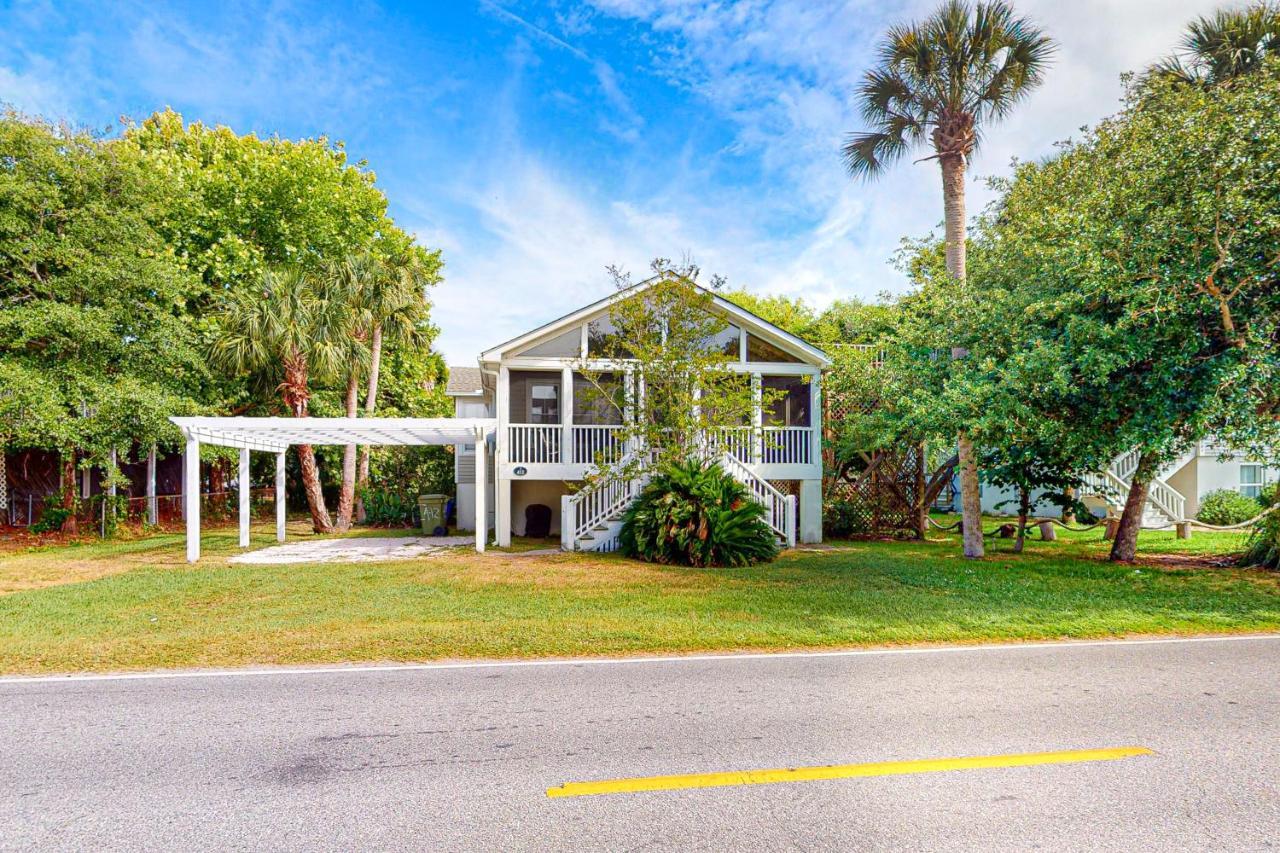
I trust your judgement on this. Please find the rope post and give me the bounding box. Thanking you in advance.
[1037,520,1057,541]
[1176,521,1191,540]
[1103,517,1119,540]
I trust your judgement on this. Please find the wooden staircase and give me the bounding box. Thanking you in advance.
[1080,449,1189,528]
[561,451,797,552]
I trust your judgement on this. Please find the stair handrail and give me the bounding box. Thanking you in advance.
[718,451,796,547]
[561,451,648,550]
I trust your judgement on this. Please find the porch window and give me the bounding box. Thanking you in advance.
[762,375,811,427]
[699,324,740,357]
[747,334,802,363]
[573,372,624,425]
[587,314,632,358]
[1241,464,1264,499]
[508,370,562,424]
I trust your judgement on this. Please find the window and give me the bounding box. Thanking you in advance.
[746,333,802,363]
[699,324,740,357]
[762,375,811,427]
[508,371,562,424]
[587,314,632,358]
[1241,464,1264,499]
[573,372,624,425]
[529,383,559,424]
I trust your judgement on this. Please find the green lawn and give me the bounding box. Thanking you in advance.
[0,520,1276,674]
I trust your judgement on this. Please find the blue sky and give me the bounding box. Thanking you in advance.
[1,0,1220,363]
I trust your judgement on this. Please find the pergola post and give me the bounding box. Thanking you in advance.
[184,435,200,563]
[474,427,487,553]
[238,448,251,549]
[146,445,158,526]
[275,451,287,543]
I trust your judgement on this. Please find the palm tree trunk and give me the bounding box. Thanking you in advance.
[941,152,983,559]
[335,370,361,531]
[296,445,333,533]
[282,356,333,533]
[355,323,383,523]
[1110,453,1154,562]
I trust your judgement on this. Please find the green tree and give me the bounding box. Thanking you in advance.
[353,244,442,520]
[1153,2,1280,86]
[576,260,767,483]
[0,112,207,530]
[209,267,358,532]
[970,61,1280,561]
[843,0,1055,559]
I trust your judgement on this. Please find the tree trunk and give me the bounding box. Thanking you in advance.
[355,323,383,523]
[1014,485,1030,554]
[940,152,983,559]
[1062,486,1076,525]
[282,356,333,533]
[296,444,333,533]
[60,451,78,534]
[334,370,361,531]
[1110,453,1155,562]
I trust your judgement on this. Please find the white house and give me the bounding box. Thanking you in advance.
[980,442,1279,525]
[445,277,831,551]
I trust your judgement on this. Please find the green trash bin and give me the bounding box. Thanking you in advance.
[417,494,448,536]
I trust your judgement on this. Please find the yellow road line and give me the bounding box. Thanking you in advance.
[545,746,1154,798]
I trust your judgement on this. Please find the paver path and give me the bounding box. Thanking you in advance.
[229,535,472,564]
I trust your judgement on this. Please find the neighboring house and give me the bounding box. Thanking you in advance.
[445,278,830,550]
[980,442,1279,525]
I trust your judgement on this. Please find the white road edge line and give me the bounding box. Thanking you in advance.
[2,634,1278,686]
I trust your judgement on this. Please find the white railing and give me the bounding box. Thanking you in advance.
[507,424,561,464]
[706,426,754,463]
[571,424,625,465]
[719,451,796,547]
[762,426,812,465]
[561,452,646,552]
[1082,450,1187,523]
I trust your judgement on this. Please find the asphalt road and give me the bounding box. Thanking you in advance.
[2,635,1278,851]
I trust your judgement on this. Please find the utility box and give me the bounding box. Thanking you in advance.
[417,494,448,536]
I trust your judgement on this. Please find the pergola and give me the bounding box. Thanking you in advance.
[170,417,497,561]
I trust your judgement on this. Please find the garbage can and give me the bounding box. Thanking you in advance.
[417,494,448,536]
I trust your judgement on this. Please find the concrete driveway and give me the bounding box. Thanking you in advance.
[2,635,1278,851]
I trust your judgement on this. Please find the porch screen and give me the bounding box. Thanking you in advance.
[509,371,561,424]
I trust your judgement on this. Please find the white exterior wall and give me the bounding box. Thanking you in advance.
[510,479,569,537]
[453,395,494,532]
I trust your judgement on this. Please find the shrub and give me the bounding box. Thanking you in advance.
[824,499,869,538]
[30,505,71,534]
[619,460,779,567]
[1240,509,1280,570]
[1259,482,1278,509]
[360,487,418,527]
[1196,489,1261,526]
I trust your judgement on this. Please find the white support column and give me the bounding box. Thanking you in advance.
[107,449,118,497]
[751,372,763,466]
[800,479,823,544]
[238,448,251,549]
[184,436,200,563]
[810,371,823,468]
[561,365,574,466]
[275,451,287,543]
[496,366,511,548]
[146,445,158,526]
[475,428,488,553]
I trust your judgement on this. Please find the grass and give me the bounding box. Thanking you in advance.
[0,518,1276,675]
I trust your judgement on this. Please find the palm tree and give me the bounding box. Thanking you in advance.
[353,249,436,522]
[1153,2,1280,86]
[320,257,373,532]
[843,0,1054,558]
[210,267,353,533]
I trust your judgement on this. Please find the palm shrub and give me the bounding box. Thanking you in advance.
[619,460,779,568]
[1241,510,1280,569]
[1196,489,1262,526]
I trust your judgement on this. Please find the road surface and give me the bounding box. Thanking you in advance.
[2,635,1278,851]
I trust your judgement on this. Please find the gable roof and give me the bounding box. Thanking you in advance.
[479,275,830,368]
[444,365,485,397]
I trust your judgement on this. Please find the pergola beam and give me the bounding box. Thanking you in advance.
[172,416,497,561]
